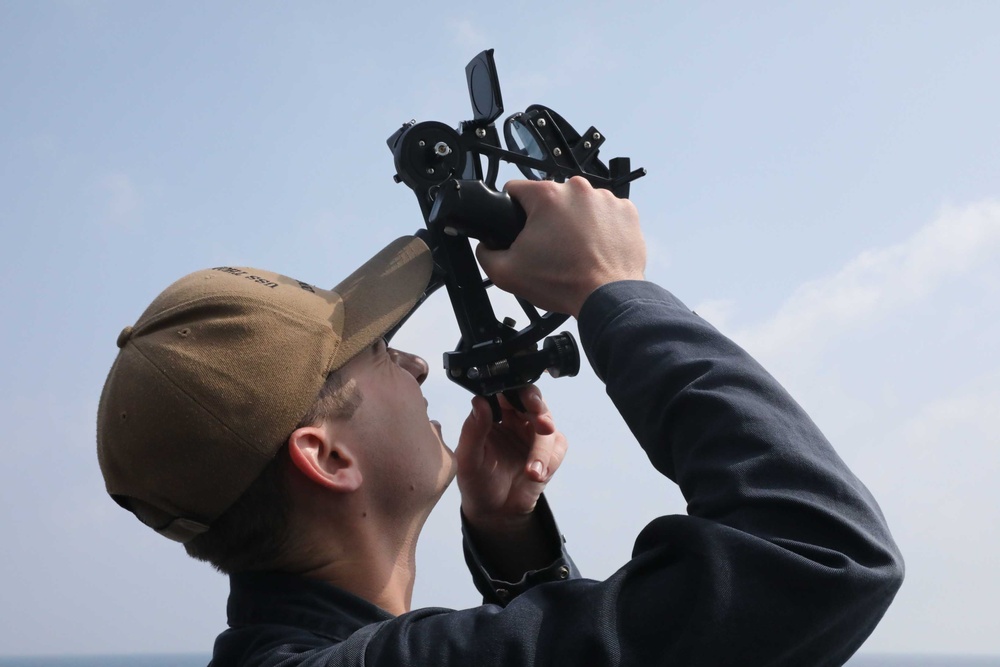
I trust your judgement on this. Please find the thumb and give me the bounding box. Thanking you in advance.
[475,242,510,286]
[476,243,505,277]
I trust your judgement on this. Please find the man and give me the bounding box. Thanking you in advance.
[98,177,903,666]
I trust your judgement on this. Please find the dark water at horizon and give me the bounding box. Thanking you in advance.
[1,654,998,666]
[0,658,206,667]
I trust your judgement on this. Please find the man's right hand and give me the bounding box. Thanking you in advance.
[476,176,647,317]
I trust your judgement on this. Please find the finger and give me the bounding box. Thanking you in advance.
[525,430,568,483]
[492,398,543,445]
[454,397,493,474]
[495,385,542,414]
[501,179,535,206]
[515,386,556,436]
[516,389,560,477]
[495,390,528,414]
[502,179,557,220]
[493,391,555,452]
[493,403,535,452]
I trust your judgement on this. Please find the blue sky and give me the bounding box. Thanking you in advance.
[2,1,998,658]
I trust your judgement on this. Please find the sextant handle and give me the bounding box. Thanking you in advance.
[428,179,526,250]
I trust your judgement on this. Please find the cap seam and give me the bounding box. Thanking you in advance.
[125,338,290,477]
[137,292,338,341]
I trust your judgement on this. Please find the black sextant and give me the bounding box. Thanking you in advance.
[386,49,645,419]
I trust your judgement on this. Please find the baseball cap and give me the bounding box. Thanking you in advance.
[96,236,433,543]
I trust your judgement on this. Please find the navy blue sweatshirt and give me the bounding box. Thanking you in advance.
[211,281,903,666]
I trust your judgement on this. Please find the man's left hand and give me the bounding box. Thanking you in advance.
[456,385,567,537]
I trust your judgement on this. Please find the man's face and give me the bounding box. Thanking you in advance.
[331,338,457,519]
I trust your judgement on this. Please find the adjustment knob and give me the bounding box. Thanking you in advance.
[543,332,580,378]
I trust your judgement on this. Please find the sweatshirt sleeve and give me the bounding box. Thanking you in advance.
[576,280,904,665]
[262,279,903,667]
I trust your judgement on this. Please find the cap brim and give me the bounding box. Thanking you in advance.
[327,235,434,371]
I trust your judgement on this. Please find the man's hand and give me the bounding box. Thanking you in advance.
[457,385,566,525]
[476,176,647,317]
[456,386,567,579]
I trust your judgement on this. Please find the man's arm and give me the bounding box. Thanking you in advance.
[577,279,904,664]
[361,278,902,666]
[446,175,644,596]
[224,178,903,666]
[475,176,902,661]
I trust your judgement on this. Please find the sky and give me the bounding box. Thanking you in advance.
[1,0,999,658]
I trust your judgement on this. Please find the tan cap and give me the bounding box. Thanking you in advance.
[97,236,433,543]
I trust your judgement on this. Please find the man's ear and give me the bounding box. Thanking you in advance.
[287,424,363,493]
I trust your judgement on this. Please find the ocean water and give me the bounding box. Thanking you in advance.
[848,657,1000,666]
[0,658,208,667]
[1,655,998,666]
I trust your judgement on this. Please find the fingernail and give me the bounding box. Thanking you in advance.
[529,460,544,477]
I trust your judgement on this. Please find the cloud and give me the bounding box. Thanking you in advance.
[699,198,1000,652]
[730,200,1000,365]
[860,383,1000,653]
[691,298,736,331]
[698,203,1000,653]
[890,385,1000,502]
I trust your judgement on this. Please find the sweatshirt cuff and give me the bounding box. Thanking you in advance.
[461,495,578,606]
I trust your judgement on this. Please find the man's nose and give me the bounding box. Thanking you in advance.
[390,348,429,385]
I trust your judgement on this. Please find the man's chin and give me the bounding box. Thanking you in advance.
[428,419,457,476]
[442,444,458,489]
[430,419,456,454]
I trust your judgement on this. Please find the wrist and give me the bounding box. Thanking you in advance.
[461,504,536,536]
[461,496,562,584]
